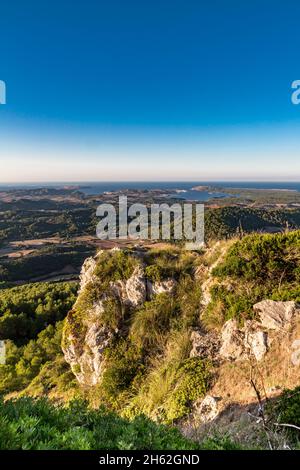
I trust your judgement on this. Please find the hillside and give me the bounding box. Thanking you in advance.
[60,231,300,449]
[1,230,300,449]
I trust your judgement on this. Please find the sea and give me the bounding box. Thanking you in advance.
[0,181,299,202]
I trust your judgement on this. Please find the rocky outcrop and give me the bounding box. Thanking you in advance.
[219,301,300,362]
[219,319,246,361]
[190,329,220,359]
[63,250,148,386]
[110,265,147,307]
[194,395,220,423]
[147,278,177,297]
[254,300,299,331]
[78,256,98,293]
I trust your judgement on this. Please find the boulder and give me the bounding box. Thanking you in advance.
[148,278,177,297]
[219,319,245,361]
[219,301,300,362]
[190,329,220,359]
[62,305,117,386]
[244,327,268,361]
[194,395,220,423]
[219,319,269,362]
[253,300,299,330]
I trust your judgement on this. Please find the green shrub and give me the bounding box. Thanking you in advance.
[204,231,300,328]
[270,386,300,443]
[164,358,211,423]
[100,340,144,405]
[145,265,161,282]
[0,396,202,450]
[213,231,300,283]
[203,284,258,328]
[94,250,139,283]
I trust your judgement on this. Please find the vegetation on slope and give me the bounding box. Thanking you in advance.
[0,231,300,450]
[0,396,245,450]
[62,233,300,426]
[0,281,78,343]
[204,207,300,240]
[0,282,78,397]
[203,230,300,328]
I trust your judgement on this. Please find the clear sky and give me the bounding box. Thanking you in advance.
[0,0,300,182]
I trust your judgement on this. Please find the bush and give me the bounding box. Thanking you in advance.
[164,358,211,423]
[94,250,139,283]
[204,231,300,328]
[213,231,300,283]
[270,386,300,443]
[0,397,202,450]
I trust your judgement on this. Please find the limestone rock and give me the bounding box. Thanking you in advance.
[190,329,220,359]
[219,301,300,362]
[219,319,269,362]
[148,278,177,297]
[78,256,98,293]
[219,319,245,361]
[253,300,299,330]
[62,303,117,386]
[244,327,268,361]
[110,266,147,307]
[125,266,147,306]
[194,395,220,423]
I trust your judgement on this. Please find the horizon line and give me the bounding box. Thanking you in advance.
[0,179,300,185]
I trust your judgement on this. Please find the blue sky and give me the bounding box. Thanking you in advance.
[0,0,300,181]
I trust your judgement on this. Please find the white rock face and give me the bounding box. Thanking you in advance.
[78,256,98,293]
[253,300,299,330]
[125,266,147,306]
[63,251,147,386]
[244,327,268,361]
[148,278,177,296]
[109,266,147,307]
[219,301,300,362]
[194,395,219,423]
[219,319,245,361]
[190,329,220,359]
